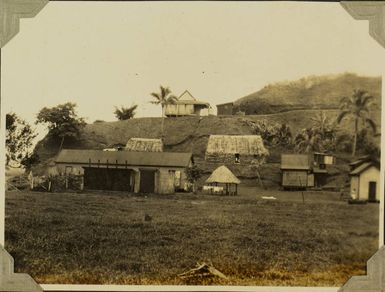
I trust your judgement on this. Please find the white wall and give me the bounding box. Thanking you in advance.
[357,166,380,201]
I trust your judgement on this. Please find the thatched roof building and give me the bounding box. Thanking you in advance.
[205,135,269,164]
[206,165,240,185]
[205,165,240,195]
[125,138,163,152]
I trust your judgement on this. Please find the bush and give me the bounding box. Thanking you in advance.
[50,174,83,192]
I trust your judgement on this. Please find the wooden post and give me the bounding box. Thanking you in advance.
[298,175,305,203]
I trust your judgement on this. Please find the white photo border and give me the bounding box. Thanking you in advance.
[0,1,384,291]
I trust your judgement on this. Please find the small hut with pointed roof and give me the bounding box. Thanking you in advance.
[205,165,241,195]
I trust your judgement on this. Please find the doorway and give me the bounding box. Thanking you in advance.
[140,169,156,193]
[368,181,377,202]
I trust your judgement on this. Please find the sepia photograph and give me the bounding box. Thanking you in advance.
[1,0,384,288]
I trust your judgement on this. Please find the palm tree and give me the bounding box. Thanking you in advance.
[150,86,178,140]
[337,89,376,157]
[310,111,337,152]
[114,104,138,120]
[294,128,322,153]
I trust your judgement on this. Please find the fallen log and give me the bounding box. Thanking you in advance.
[178,262,228,280]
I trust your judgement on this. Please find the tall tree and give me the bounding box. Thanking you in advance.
[150,86,177,140]
[6,112,37,167]
[294,128,322,153]
[114,104,138,120]
[36,102,86,151]
[310,111,337,152]
[337,89,376,156]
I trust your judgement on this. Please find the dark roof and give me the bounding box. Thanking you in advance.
[55,149,193,168]
[281,154,312,170]
[175,100,210,106]
[313,167,328,174]
[216,102,234,107]
[350,161,380,175]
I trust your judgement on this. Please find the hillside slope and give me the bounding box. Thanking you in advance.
[234,73,382,114]
[33,109,380,171]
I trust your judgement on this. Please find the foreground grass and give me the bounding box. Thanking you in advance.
[5,188,379,286]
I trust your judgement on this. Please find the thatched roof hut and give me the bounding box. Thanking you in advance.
[205,165,240,195]
[206,165,241,184]
[205,135,269,164]
[206,135,268,156]
[125,138,163,152]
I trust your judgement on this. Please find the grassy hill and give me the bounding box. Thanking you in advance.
[35,110,380,158]
[33,109,380,188]
[234,73,382,114]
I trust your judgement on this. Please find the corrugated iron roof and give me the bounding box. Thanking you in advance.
[313,167,328,174]
[175,90,210,107]
[350,161,379,175]
[55,149,192,168]
[281,154,312,170]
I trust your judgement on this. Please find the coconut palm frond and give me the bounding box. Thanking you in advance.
[365,118,377,133]
[160,86,171,98]
[361,94,374,108]
[336,111,350,124]
[166,95,178,104]
[150,92,161,100]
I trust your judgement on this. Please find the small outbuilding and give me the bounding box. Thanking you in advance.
[205,165,241,195]
[280,154,314,189]
[349,158,380,202]
[216,102,235,116]
[205,135,269,165]
[125,138,163,152]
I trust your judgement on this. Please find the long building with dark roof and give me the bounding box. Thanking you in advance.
[51,149,194,194]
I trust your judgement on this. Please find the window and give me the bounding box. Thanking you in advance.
[65,166,73,175]
[235,153,240,164]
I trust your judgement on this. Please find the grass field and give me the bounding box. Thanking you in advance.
[5,187,379,286]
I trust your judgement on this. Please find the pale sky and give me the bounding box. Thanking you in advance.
[1,1,384,140]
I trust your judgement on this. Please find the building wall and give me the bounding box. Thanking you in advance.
[54,163,190,194]
[282,170,308,187]
[217,103,234,115]
[156,167,189,194]
[357,166,380,201]
[165,104,194,116]
[53,164,84,176]
[205,153,258,164]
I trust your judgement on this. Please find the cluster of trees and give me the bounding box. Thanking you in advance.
[6,102,86,169]
[247,89,378,157]
[244,119,292,148]
[6,113,37,168]
[294,89,378,157]
[5,85,177,169]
